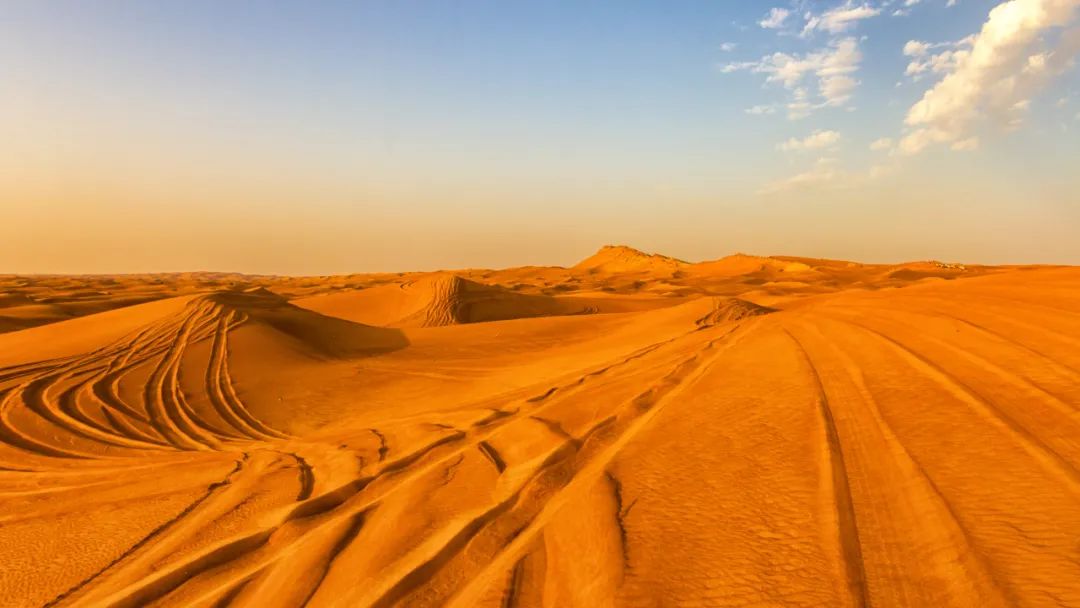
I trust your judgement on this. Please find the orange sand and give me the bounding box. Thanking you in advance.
[1,246,1078,607]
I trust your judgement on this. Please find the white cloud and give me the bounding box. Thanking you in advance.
[820,74,859,103]
[951,136,980,150]
[760,8,791,29]
[719,61,755,74]
[721,37,863,118]
[897,128,950,154]
[809,38,863,106]
[900,0,1080,155]
[787,87,815,119]
[759,145,905,194]
[869,137,895,151]
[904,40,933,56]
[759,158,843,194]
[902,36,975,80]
[745,104,778,115]
[758,155,894,194]
[905,49,965,78]
[720,42,738,52]
[803,3,882,35]
[778,129,842,151]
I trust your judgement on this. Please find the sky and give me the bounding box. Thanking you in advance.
[2,0,1079,274]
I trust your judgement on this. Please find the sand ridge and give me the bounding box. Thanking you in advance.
[1,250,1079,607]
[0,247,1005,333]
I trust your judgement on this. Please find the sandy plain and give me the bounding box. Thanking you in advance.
[1,245,1079,607]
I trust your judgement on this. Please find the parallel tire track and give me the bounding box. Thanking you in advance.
[784,328,870,608]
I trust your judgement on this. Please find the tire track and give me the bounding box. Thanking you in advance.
[42,453,249,608]
[74,323,749,607]
[440,321,755,608]
[1,292,775,606]
[296,509,371,607]
[0,387,91,459]
[787,317,1017,607]
[837,318,1080,494]
[0,294,294,459]
[859,308,1080,417]
[142,305,219,450]
[784,328,870,608]
[207,309,289,441]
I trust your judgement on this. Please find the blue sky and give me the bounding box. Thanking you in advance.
[2,0,1078,273]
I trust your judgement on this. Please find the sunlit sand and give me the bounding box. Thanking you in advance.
[2,246,1079,606]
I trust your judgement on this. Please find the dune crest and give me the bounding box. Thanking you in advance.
[294,272,675,328]
[695,297,775,327]
[574,244,687,274]
[690,253,813,276]
[397,274,485,327]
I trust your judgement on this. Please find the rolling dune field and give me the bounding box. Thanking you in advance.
[2,247,1079,607]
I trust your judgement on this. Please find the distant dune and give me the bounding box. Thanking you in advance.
[689,253,813,276]
[1,248,1078,607]
[573,244,688,274]
[0,248,999,334]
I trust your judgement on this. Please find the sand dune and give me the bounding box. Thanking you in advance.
[573,245,687,275]
[1,252,1079,607]
[0,248,1000,333]
[292,273,670,328]
[688,253,813,277]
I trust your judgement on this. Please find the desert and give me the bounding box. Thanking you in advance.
[6,0,1080,605]
[2,246,1079,606]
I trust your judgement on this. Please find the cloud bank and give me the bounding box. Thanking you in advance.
[900,0,1080,154]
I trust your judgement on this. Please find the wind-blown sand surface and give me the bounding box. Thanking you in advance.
[2,246,1079,607]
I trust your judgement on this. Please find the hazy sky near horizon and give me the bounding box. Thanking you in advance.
[3,0,1079,274]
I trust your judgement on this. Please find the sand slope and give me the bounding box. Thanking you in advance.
[1,259,1079,607]
[573,245,687,274]
[292,273,673,328]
